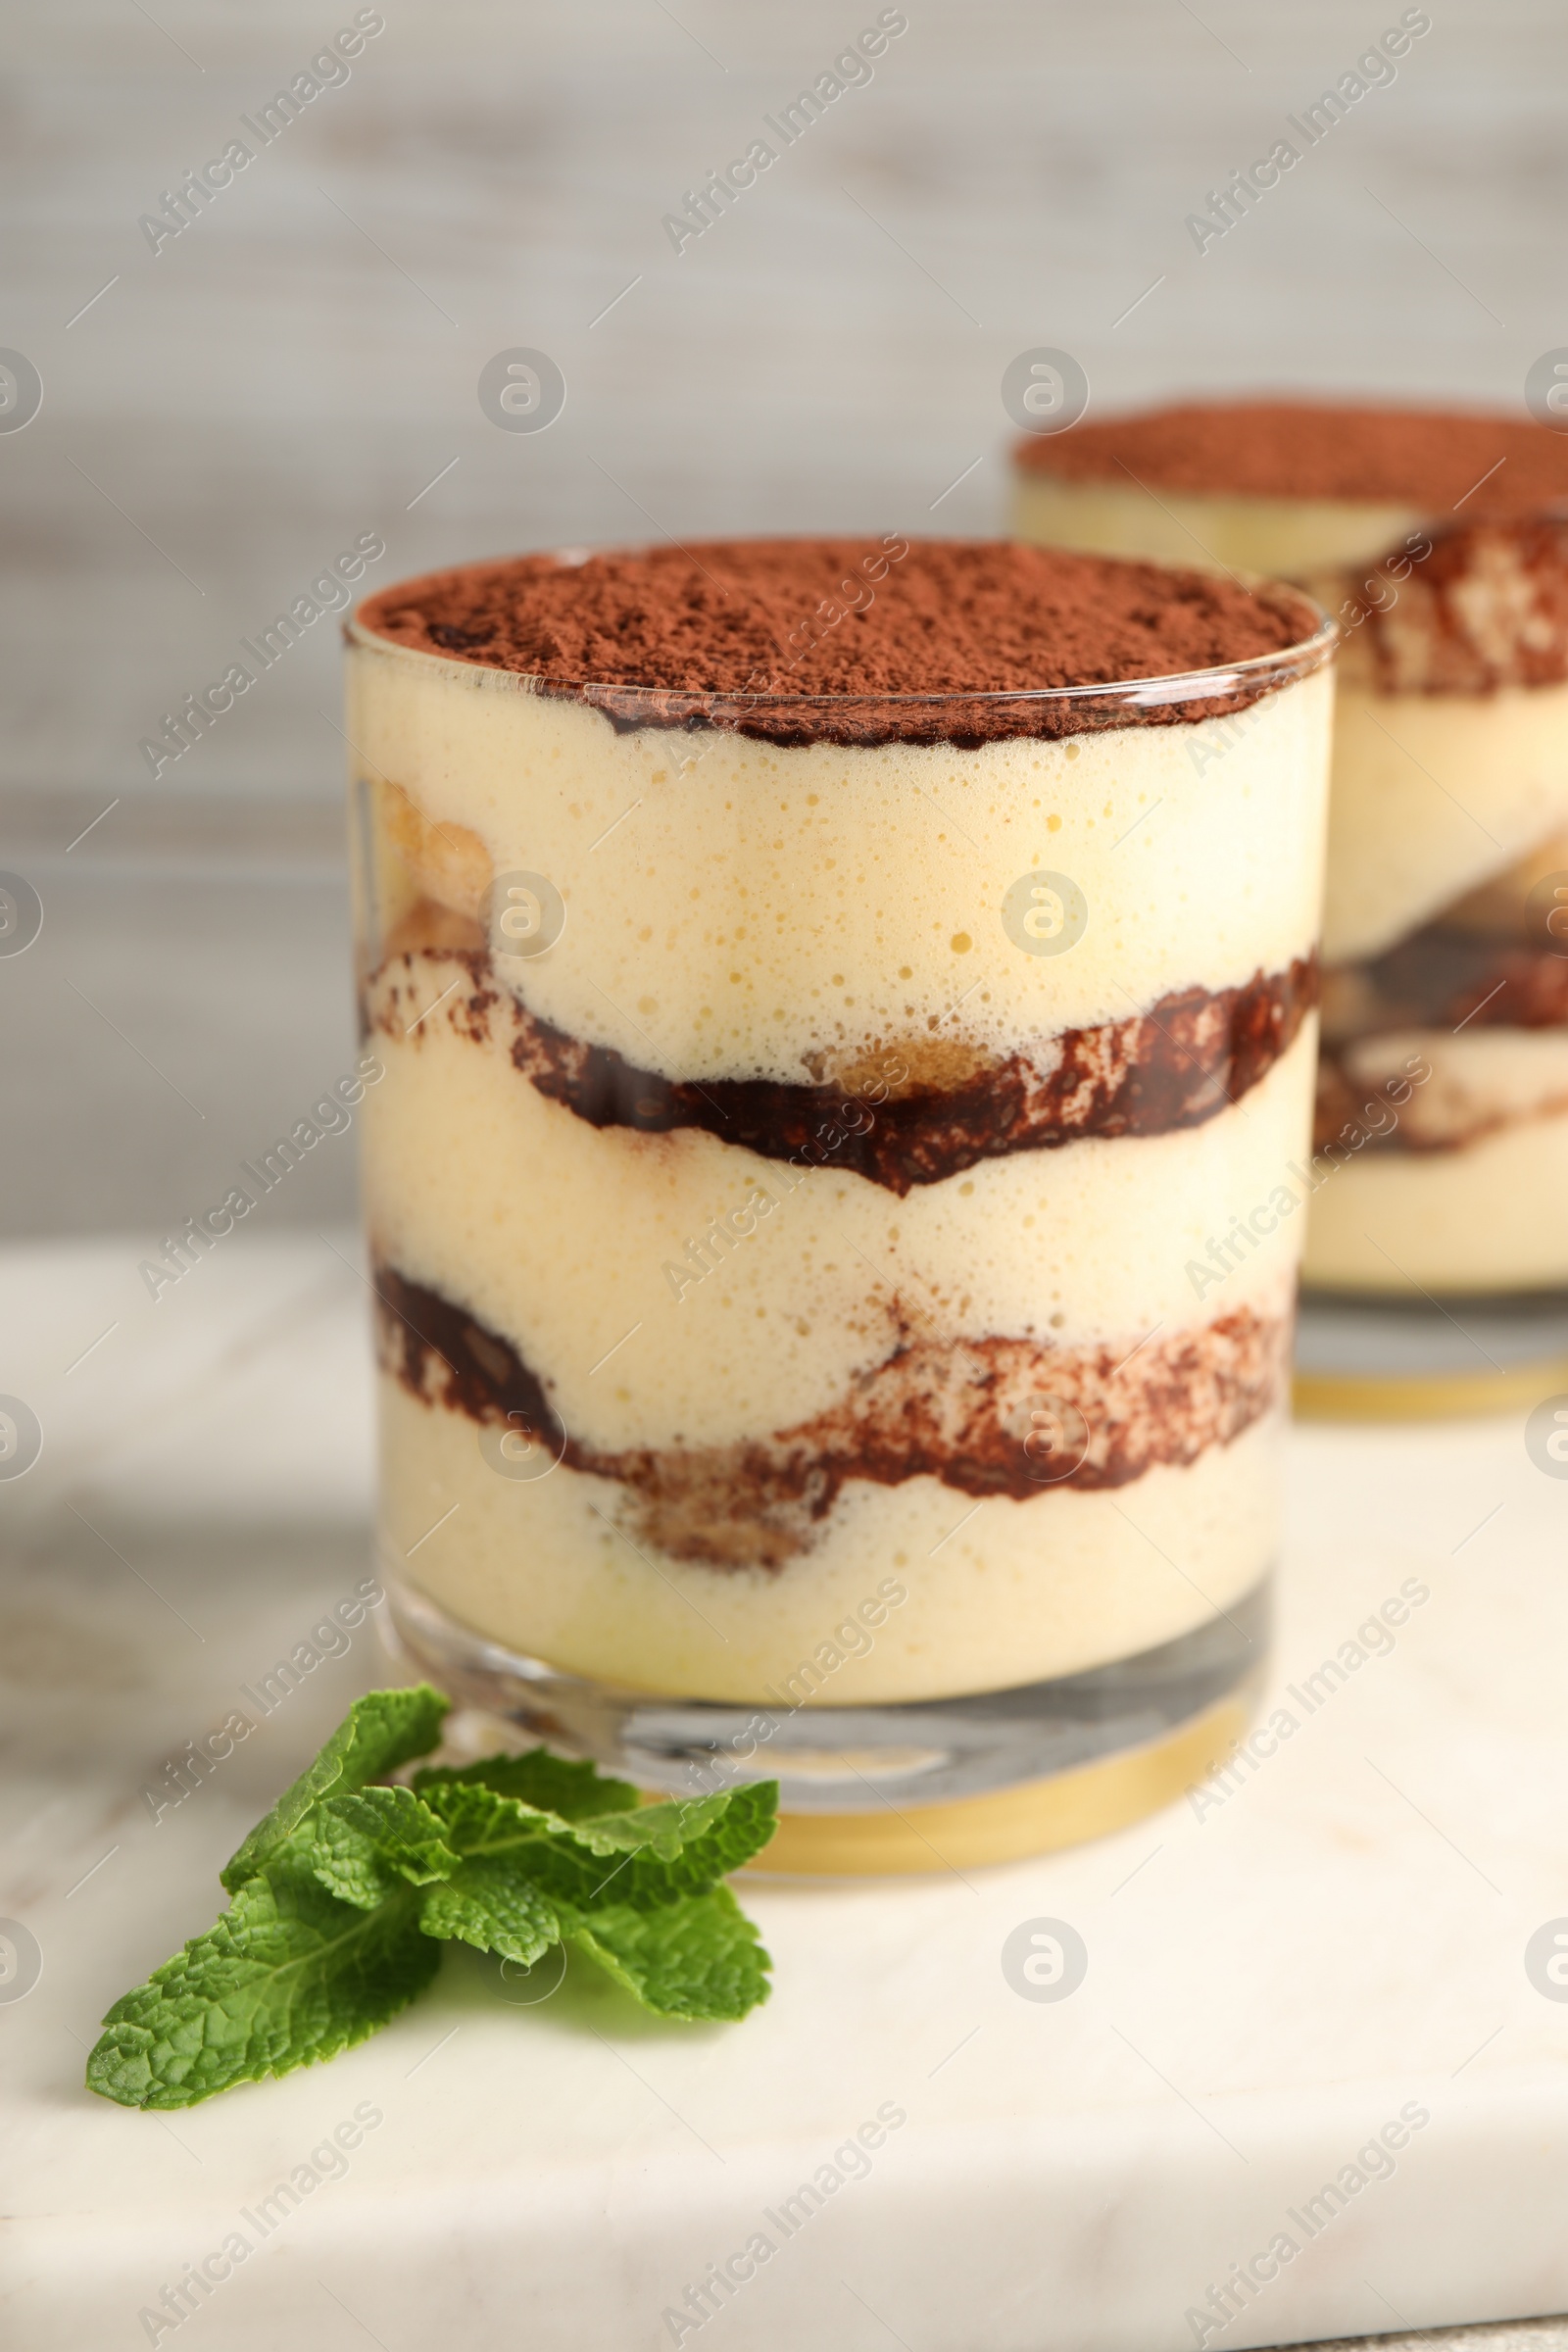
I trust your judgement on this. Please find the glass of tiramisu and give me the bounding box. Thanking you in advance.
[1015,402,1568,1412]
[347,539,1334,1869]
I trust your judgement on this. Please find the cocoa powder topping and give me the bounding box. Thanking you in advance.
[1015,400,1568,515]
[354,539,1319,746]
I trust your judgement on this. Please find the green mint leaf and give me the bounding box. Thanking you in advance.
[416,1777,779,1912]
[417,1857,561,1967]
[551,1783,780,1891]
[557,1793,735,1860]
[307,1788,461,1909]
[409,1777,564,1854]
[564,1886,772,2022]
[414,1746,638,1821]
[221,1684,449,1893]
[88,1689,777,2109]
[86,1850,437,2109]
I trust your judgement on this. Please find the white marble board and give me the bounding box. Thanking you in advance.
[2,1236,1568,2351]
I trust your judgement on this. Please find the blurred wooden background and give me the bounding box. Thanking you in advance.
[3,0,1565,1230]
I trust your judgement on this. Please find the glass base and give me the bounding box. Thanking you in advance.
[381,1574,1268,1874]
[1295,1285,1568,1421]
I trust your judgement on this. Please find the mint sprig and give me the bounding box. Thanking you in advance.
[221,1683,449,1892]
[87,1687,777,2109]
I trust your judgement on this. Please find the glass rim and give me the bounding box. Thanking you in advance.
[346,557,1335,723]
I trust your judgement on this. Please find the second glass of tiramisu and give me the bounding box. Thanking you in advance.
[348,538,1334,1869]
[1015,401,1568,1412]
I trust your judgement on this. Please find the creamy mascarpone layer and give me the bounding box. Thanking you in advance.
[1011,478,1568,964]
[1303,1103,1568,1291]
[352,614,1324,1692]
[1324,682,1568,964]
[1012,474,1421,578]
[347,637,1331,1084]
[379,1377,1281,1700]
[1010,468,1568,1297]
[1335,1027,1568,1151]
[362,986,1311,1453]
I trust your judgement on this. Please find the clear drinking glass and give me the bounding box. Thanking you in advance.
[346,566,1335,1871]
[1292,546,1568,1413]
[1013,448,1568,1415]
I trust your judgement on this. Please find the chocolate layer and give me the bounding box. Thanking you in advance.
[1313,1040,1568,1158]
[1322,927,1568,1046]
[1313,1055,1423,1157]
[1325,514,1568,695]
[1317,864,1568,1156]
[354,540,1322,748]
[1013,399,1568,516]
[365,938,1318,1195]
[375,1264,1288,1571]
